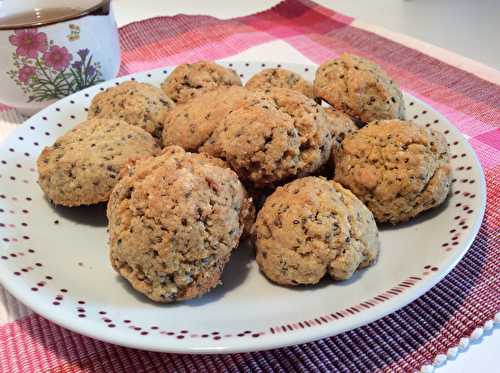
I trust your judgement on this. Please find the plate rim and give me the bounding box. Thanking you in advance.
[0,61,487,354]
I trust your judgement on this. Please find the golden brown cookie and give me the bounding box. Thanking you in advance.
[162,86,263,151]
[204,88,333,188]
[245,68,314,100]
[161,61,242,104]
[324,107,358,149]
[320,107,359,178]
[314,53,405,123]
[254,177,379,285]
[37,118,158,207]
[88,81,174,141]
[334,119,451,224]
[107,146,254,303]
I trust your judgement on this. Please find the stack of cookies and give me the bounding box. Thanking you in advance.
[37,56,452,303]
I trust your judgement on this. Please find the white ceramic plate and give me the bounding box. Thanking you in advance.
[0,62,486,354]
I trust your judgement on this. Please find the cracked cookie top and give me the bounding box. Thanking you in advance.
[334,119,451,224]
[162,86,263,152]
[314,53,405,123]
[37,118,159,207]
[253,176,379,285]
[204,88,333,188]
[88,81,175,141]
[161,61,242,104]
[107,145,254,302]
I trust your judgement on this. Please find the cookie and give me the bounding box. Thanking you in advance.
[162,86,262,152]
[254,177,379,285]
[205,88,333,188]
[107,146,254,303]
[245,68,315,100]
[161,61,242,104]
[314,53,405,123]
[324,107,358,149]
[334,119,451,224]
[314,107,359,179]
[37,118,158,207]
[88,81,175,140]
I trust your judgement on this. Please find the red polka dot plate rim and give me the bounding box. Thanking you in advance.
[0,61,486,354]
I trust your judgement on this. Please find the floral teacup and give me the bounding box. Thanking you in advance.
[0,0,120,115]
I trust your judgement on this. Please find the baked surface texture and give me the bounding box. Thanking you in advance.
[161,61,242,104]
[88,81,174,141]
[245,68,315,100]
[107,146,254,302]
[204,88,333,188]
[334,119,451,224]
[254,177,380,285]
[314,53,405,123]
[162,86,262,152]
[37,118,158,206]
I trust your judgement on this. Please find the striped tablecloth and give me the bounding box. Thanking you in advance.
[1,1,499,371]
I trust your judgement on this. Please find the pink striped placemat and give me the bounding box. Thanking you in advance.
[1,1,499,371]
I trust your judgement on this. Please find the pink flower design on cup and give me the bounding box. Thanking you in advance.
[6,25,104,102]
[18,65,36,83]
[43,46,73,71]
[8,29,48,58]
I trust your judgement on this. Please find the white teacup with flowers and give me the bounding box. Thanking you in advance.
[0,0,120,115]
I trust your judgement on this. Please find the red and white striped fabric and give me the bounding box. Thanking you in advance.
[0,1,499,371]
